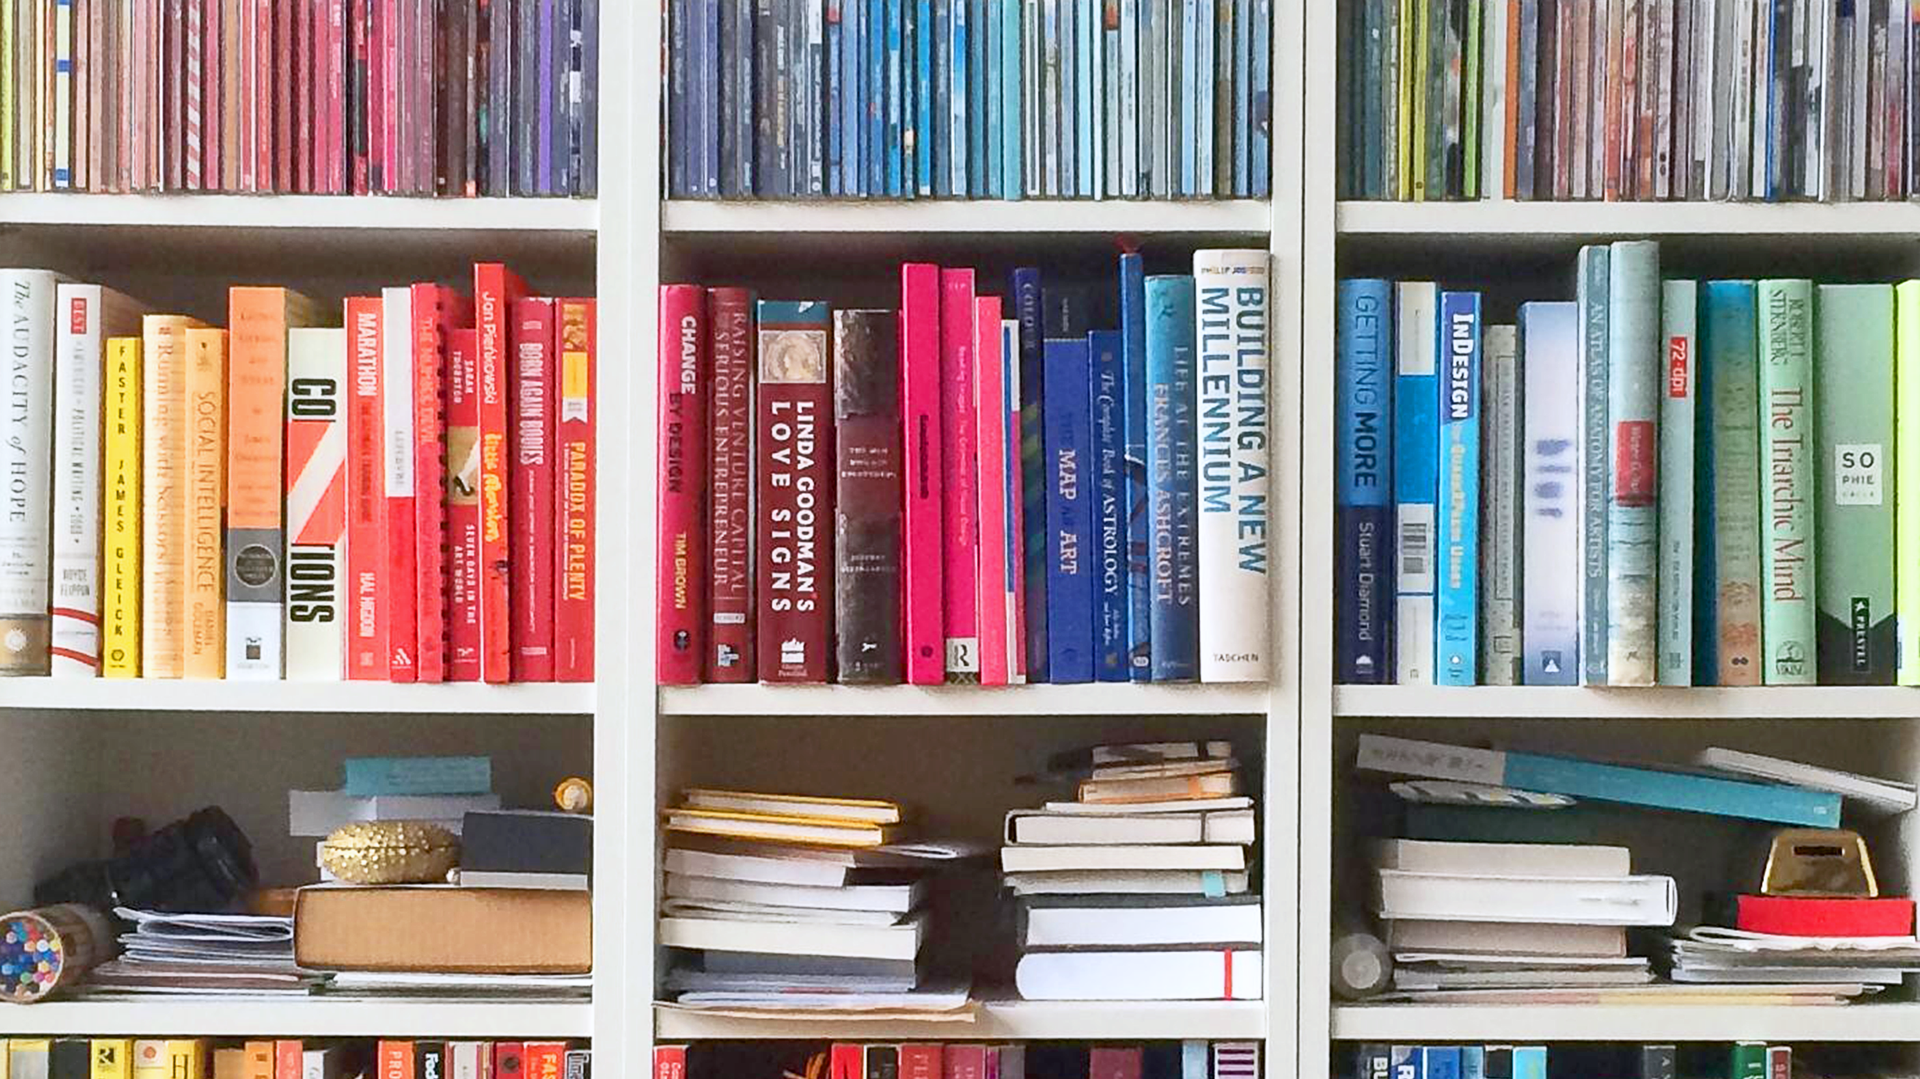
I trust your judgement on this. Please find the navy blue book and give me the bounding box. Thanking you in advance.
[1013,268,1049,680]
[887,0,905,195]
[1336,278,1394,683]
[1044,337,1097,683]
[1091,330,1128,681]
[1145,275,1199,681]
[696,0,719,196]
[1119,253,1151,681]
[732,0,755,195]
[716,0,741,195]
[669,0,691,196]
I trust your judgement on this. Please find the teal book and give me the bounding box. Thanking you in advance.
[1658,280,1697,686]
[1513,1048,1547,1079]
[1606,240,1661,686]
[1758,279,1816,684]
[1815,284,1896,684]
[1577,245,1610,685]
[343,756,493,796]
[1698,281,1764,685]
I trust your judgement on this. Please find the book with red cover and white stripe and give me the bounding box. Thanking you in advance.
[285,327,348,680]
[510,296,558,682]
[381,286,418,681]
[899,264,944,685]
[446,326,483,681]
[554,298,596,682]
[474,262,528,682]
[344,296,389,680]
[657,285,707,685]
[412,283,473,683]
[974,294,1010,686]
[705,287,755,682]
[940,268,979,681]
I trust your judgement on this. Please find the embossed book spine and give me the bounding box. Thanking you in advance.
[656,285,707,685]
[833,309,903,684]
[756,300,834,682]
[706,287,757,682]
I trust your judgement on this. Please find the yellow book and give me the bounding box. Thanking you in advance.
[1397,0,1415,199]
[130,1043,165,1079]
[663,806,903,848]
[1899,282,1920,685]
[164,1041,208,1079]
[91,1040,132,1079]
[103,337,143,678]
[184,328,228,679]
[140,314,207,678]
[0,1038,9,1079]
[1408,0,1429,201]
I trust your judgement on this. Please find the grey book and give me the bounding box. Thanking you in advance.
[1578,245,1611,685]
[1479,324,1523,686]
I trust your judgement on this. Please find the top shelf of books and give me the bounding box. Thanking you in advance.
[0,195,600,235]
[1337,200,1920,240]
[660,200,1275,237]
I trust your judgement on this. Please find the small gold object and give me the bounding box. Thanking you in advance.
[1761,829,1879,897]
[319,821,460,886]
[554,776,594,814]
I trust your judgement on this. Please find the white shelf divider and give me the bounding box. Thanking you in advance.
[0,194,599,233]
[655,999,1268,1041]
[1330,1003,1920,1043]
[659,682,1272,717]
[1335,684,1920,720]
[1336,199,1920,237]
[0,679,594,714]
[662,199,1275,235]
[0,998,592,1037]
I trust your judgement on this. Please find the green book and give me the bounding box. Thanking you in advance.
[1479,324,1522,686]
[1463,0,1482,198]
[1606,241,1662,686]
[1757,279,1817,685]
[1815,284,1896,684]
[1701,281,1764,685]
[1899,282,1920,685]
[1658,280,1697,685]
[1728,1043,1767,1079]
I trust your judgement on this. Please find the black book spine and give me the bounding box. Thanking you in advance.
[416,1043,446,1079]
[1639,1045,1677,1079]
[833,310,904,684]
[48,1040,88,1079]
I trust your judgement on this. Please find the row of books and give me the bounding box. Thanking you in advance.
[655,252,1273,686]
[0,268,596,682]
[656,1042,1259,1079]
[663,0,1274,200]
[1336,244,1920,687]
[0,0,597,196]
[0,1040,584,1079]
[1339,0,1920,202]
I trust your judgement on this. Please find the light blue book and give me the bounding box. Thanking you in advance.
[1250,0,1269,195]
[1435,290,1481,686]
[1513,1049,1547,1079]
[1461,1049,1485,1079]
[948,0,968,195]
[1042,0,1062,195]
[886,0,906,195]
[1521,301,1582,685]
[1004,0,1023,198]
[971,0,989,196]
[868,0,887,195]
[1578,244,1611,685]
[916,0,934,194]
[986,0,1003,197]
[1394,282,1438,686]
[1077,0,1096,197]
[344,757,493,797]
[1181,0,1199,194]
[1059,0,1077,195]
[1606,240,1662,686]
[1355,733,1845,827]
[1181,1042,1208,1079]
[1232,0,1250,196]
[1121,0,1141,196]
[1195,0,1214,191]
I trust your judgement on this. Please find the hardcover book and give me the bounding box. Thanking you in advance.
[1045,336,1096,683]
[1658,279,1696,685]
[407,285,469,684]
[1605,240,1661,686]
[902,264,945,684]
[975,297,1014,686]
[833,309,903,684]
[757,300,834,682]
[140,311,208,679]
[658,285,708,685]
[1701,281,1764,685]
[1815,284,1896,684]
[1120,252,1152,679]
[553,299,597,683]
[1479,323,1521,685]
[1092,328,1129,681]
[1193,248,1270,682]
[103,336,142,678]
[1144,274,1199,681]
[1434,290,1481,686]
[1013,266,1048,679]
[285,328,348,681]
[0,269,57,674]
[940,267,981,681]
[446,325,483,682]
[183,327,227,680]
[1336,278,1393,684]
[381,286,418,682]
[1758,278,1816,684]
[344,297,389,680]
[474,262,528,683]
[1393,280,1438,685]
[706,287,756,682]
[510,296,558,681]
[1577,244,1610,685]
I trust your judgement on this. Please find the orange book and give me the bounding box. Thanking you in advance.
[242,1042,274,1079]
[377,1042,413,1079]
[141,313,209,678]
[523,1044,567,1079]
[226,286,326,678]
[184,328,228,679]
[271,1042,301,1079]
[474,263,528,683]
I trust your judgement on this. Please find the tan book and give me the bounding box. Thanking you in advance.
[293,886,589,973]
[184,328,227,678]
[140,313,207,677]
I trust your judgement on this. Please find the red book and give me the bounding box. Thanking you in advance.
[1767,1047,1790,1079]
[522,1044,565,1079]
[273,1042,301,1079]
[938,268,979,681]
[474,263,528,682]
[973,294,1008,686]
[493,1045,525,1079]
[554,299,596,683]
[378,1042,412,1079]
[256,0,271,189]
[275,0,293,190]
[755,301,833,682]
[657,285,708,685]
[1089,1048,1142,1079]
[828,1046,862,1079]
[292,0,308,192]
[364,0,380,190]
[899,264,944,685]
[900,1045,943,1079]
[382,287,418,681]
[510,297,558,682]
[446,327,483,681]
[345,296,389,680]
[413,284,473,683]
[652,1047,685,1079]
[1734,894,1915,937]
[705,287,755,682]
[943,1045,986,1079]
[200,0,219,189]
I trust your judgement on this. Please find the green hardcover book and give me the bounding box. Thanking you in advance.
[1899,282,1920,685]
[1815,284,1896,684]
[1757,279,1817,685]
[1658,280,1697,685]
[1480,324,1521,685]
[1728,1043,1766,1079]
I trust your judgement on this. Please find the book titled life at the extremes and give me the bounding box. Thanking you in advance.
[833,309,904,684]
[1336,278,1393,684]
[1757,278,1817,685]
[1434,290,1481,686]
[1144,274,1199,681]
[756,300,835,682]
[1814,284,1896,684]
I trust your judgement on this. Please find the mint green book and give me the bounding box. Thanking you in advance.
[1658,280,1696,685]
[1606,241,1661,686]
[1757,279,1817,685]
[1814,284,1895,684]
[1898,282,1920,685]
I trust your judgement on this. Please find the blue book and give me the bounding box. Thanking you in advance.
[1002,0,1023,199]
[1461,1049,1485,1079]
[1357,732,1844,827]
[868,0,886,195]
[846,0,863,195]
[970,0,989,196]
[1076,0,1095,196]
[1092,330,1128,681]
[827,2,843,195]
[727,0,757,195]
[1512,1049,1546,1079]
[1014,268,1049,679]
[1336,279,1394,684]
[809,0,828,194]
[1182,1044,1208,1079]
[1423,1048,1460,1079]
[669,0,691,195]
[1435,290,1482,686]
[1045,338,1097,683]
[932,0,952,195]
[985,0,1002,197]
[1180,0,1198,194]
[1145,275,1200,681]
[1232,0,1250,195]
[1393,282,1438,685]
[1120,254,1152,680]
[915,0,934,193]
[1390,1047,1422,1079]
[950,0,969,195]
[1194,0,1213,192]
[344,757,493,797]
[887,0,906,194]
[715,0,738,195]
[1250,0,1269,195]
[700,0,723,195]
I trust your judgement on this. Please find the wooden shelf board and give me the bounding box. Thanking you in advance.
[1334,685,1920,720]
[1331,1002,1920,1042]
[0,194,598,232]
[654,998,1267,1040]
[0,997,592,1037]
[659,682,1271,716]
[1336,199,1920,238]
[661,199,1274,235]
[0,679,594,714]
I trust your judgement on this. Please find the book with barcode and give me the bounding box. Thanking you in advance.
[1337,279,1394,684]
[1393,281,1438,685]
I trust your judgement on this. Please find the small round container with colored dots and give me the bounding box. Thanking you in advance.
[0,904,115,1003]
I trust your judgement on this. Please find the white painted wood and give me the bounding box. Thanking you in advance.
[655,999,1269,1041]
[1338,685,1920,719]
[659,683,1273,716]
[0,194,598,232]
[0,679,592,713]
[0,999,591,1037]
[663,199,1275,234]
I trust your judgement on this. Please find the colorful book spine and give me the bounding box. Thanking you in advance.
[1479,322,1521,686]
[657,284,708,685]
[1699,281,1764,685]
[103,335,142,678]
[1816,283,1896,684]
[1119,253,1151,680]
[1012,265,1048,679]
[1336,278,1394,684]
[1658,279,1697,685]
[511,296,557,681]
[345,297,388,680]
[756,300,834,682]
[1393,281,1438,685]
[183,327,227,679]
[1758,278,1816,684]
[285,327,348,681]
[1043,336,1095,683]
[554,298,597,683]
[1144,274,1199,681]
[940,267,981,680]
[1901,280,1920,685]
[1577,244,1610,685]
[901,264,945,684]
[1434,291,1481,685]
[1605,240,1661,686]
[1193,249,1271,682]
[140,312,202,679]
[833,308,903,684]
[446,322,483,682]
[379,286,417,681]
[475,263,526,683]
[1091,328,1128,680]
[1520,302,1581,684]
[975,296,1012,685]
[706,287,756,682]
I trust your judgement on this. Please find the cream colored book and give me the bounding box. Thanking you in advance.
[141,314,209,678]
[183,329,227,679]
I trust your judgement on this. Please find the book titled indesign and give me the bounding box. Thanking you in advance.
[1434,291,1482,686]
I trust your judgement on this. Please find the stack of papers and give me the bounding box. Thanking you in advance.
[1665,926,1920,988]
[84,909,326,996]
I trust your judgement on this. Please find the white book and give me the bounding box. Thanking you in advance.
[1014,948,1261,1000]
[1000,843,1245,873]
[0,270,62,675]
[662,847,856,888]
[380,287,414,669]
[664,871,925,913]
[1394,281,1438,685]
[1384,918,1628,957]
[51,283,144,676]
[447,1043,486,1079]
[458,870,588,890]
[659,898,903,926]
[1481,0,1505,200]
[1019,895,1262,947]
[302,1049,341,1079]
[1373,869,1679,925]
[1657,280,1696,684]
[1192,249,1272,682]
[288,790,502,836]
[1370,839,1631,877]
[657,911,927,960]
[1520,302,1582,684]
[1005,868,1250,896]
[285,327,349,681]
[681,788,902,824]
[1041,795,1254,814]
[1694,747,1919,811]
[1006,808,1255,845]
[1089,740,1234,764]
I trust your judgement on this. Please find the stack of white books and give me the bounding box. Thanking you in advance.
[1001,741,1263,1002]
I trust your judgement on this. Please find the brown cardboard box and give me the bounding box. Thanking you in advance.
[293,886,591,972]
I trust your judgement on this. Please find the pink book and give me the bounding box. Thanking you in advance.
[1004,315,1028,683]
[973,295,1008,686]
[899,264,944,686]
[938,268,978,682]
